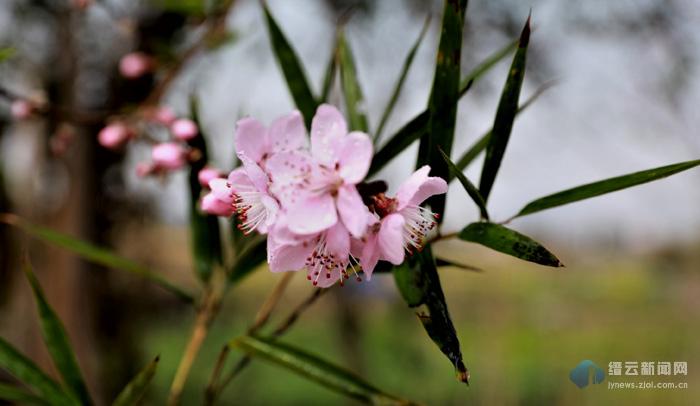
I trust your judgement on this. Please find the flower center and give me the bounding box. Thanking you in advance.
[370,193,398,218]
[304,234,362,287]
[400,204,439,253]
[233,184,272,235]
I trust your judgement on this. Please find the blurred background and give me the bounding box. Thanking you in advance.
[1,0,699,404]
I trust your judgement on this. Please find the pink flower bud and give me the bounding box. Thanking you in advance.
[201,193,235,217]
[136,162,155,177]
[171,118,199,141]
[198,167,223,188]
[151,142,187,170]
[98,123,131,149]
[153,106,176,125]
[11,100,33,120]
[119,52,154,79]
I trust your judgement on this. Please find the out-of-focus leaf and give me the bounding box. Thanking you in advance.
[320,35,339,103]
[459,39,518,96]
[263,4,318,126]
[23,260,91,405]
[231,335,410,405]
[228,235,267,284]
[435,258,483,273]
[393,246,469,384]
[439,148,489,220]
[188,98,223,283]
[0,48,15,62]
[367,110,429,177]
[157,0,205,16]
[111,356,159,406]
[0,214,194,303]
[338,30,368,133]
[375,15,431,142]
[416,0,468,221]
[459,222,563,267]
[0,383,49,405]
[0,338,76,406]
[452,81,552,177]
[515,159,700,218]
[478,16,530,202]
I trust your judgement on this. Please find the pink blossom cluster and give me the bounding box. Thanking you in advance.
[202,105,447,287]
[97,107,201,177]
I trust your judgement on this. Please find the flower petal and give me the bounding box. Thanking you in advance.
[201,193,234,217]
[336,184,369,239]
[324,222,350,262]
[268,110,308,153]
[395,165,448,210]
[333,131,372,184]
[267,237,313,273]
[310,104,347,166]
[360,233,380,279]
[309,266,342,288]
[235,117,268,163]
[378,213,405,265]
[286,194,338,235]
[210,177,234,202]
[239,153,270,193]
[266,151,315,207]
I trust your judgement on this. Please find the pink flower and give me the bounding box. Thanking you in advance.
[98,123,131,149]
[267,221,361,287]
[153,106,176,125]
[358,166,447,279]
[267,105,372,238]
[201,178,235,217]
[119,52,154,79]
[198,167,223,188]
[235,110,308,166]
[11,100,33,120]
[151,142,187,170]
[171,118,198,141]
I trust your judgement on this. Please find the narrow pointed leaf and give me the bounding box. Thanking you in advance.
[0,383,49,405]
[439,148,489,220]
[375,15,431,141]
[228,235,267,284]
[188,98,223,282]
[479,16,531,202]
[0,337,76,406]
[393,246,469,384]
[459,39,518,96]
[516,159,700,218]
[338,30,369,132]
[111,356,159,406]
[0,214,194,303]
[263,4,318,126]
[320,35,339,103]
[230,335,409,405]
[23,260,92,405]
[416,0,468,220]
[459,222,563,267]
[452,82,552,176]
[367,110,429,177]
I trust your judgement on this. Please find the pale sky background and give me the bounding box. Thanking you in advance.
[3,0,700,251]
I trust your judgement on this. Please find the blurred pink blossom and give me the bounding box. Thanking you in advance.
[98,123,131,149]
[151,142,187,170]
[119,52,154,79]
[153,106,177,125]
[11,100,33,120]
[198,167,223,188]
[171,118,199,141]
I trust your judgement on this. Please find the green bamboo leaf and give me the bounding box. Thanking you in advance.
[23,260,92,405]
[263,3,318,126]
[393,246,469,384]
[228,235,267,284]
[459,39,518,96]
[416,0,468,220]
[0,383,49,405]
[188,98,223,283]
[515,159,700,218]
[0,338,76,406]
[111,356,159,406]
[320,34,339,103]
[478,16,530,202]
[459,222,563,267]
[367,110,429,177]
[375,15,431,142]
[230,335,410,405]
[0,214,194,303]
[452,81,552,176]
[439,148,489,220]
[338,30,369,132]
